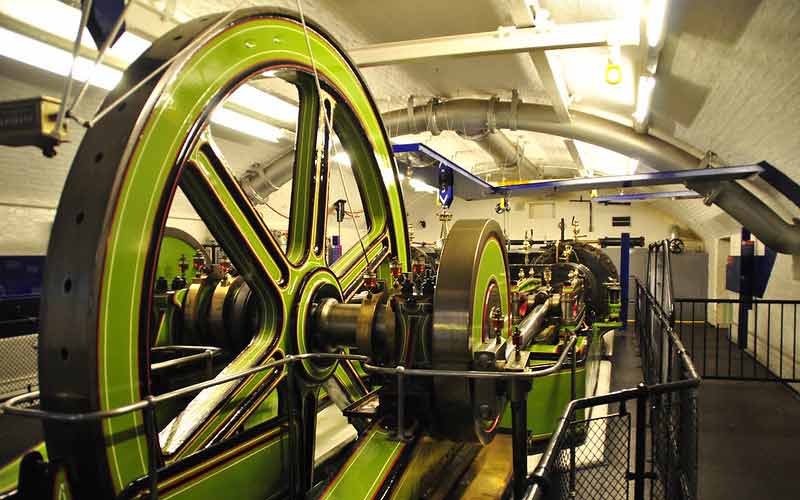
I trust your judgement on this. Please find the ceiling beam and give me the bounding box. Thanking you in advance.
[349,20,633,68]
[508,1,590,176]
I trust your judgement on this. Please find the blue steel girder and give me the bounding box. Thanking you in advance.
[498,164,764,194]
[391,143,778,202]
[591,190,702,203]
[392,142,494,200]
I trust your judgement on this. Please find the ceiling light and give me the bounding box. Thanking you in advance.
[210,107,284,143]
[0,3,290,143]
[633,75,656,123]
[0,27,122,89]
[0,0,151,64]
[646,0,668,48]
[227,84,298,124]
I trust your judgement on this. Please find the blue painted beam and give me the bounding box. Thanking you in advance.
[392,143,495,200]
[497,164,763,194]
[620,233,630,325]
[756,161,800,209]
[591,190,702,203]
[393,143,769,201]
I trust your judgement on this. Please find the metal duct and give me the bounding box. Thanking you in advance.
[688,180,800,254]
[238,148,295,202]
[382,98,800,255]
[471,132,542,178]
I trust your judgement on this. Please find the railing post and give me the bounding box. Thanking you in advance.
[205,349,214,380]
[634,386,647,500]
[142,396,160,500]
[510,379,531,500]
[569,342,577,496]
[396,366,405,440]
[620,232,631,325]
[286,358,297,499]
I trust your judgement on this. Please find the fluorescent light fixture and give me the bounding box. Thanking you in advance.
[409,178,438,194]
[633,75,656,123]
[331,152,352,166]
[0,1,291,143]
[0,27,122,89]
[210,107,284,143]
[0,0,151,64]
[646,0,668,48]
[227,84,298,124]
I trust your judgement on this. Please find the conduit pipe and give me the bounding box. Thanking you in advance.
[238,148,295,201]
[382,98,800,255]
[469,132,542,178]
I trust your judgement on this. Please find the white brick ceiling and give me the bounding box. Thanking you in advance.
[9,0,800,239]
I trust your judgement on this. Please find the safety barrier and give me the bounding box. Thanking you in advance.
[674,298,800,382]
[0,297,40,401]
[525,278,699,500]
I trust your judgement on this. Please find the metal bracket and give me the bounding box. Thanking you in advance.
[406,95,416,134]
[427,97,442,135]
[701,183,726,206]
[510,89,520,131]
[504,350,531,371]
[699,150,721,168]
[487,95,499,133]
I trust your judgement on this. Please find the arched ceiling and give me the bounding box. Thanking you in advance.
[6,0,799,242]
[648,0,800,240]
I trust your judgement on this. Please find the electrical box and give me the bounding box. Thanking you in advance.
[725,240,776,297]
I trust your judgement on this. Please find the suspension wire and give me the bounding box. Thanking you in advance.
[67,0,136,123]
[54,0,94,137]
[295,0,372,272]
[264,202,290,220]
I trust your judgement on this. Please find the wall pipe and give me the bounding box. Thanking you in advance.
[470,132,541,178]
[382,98,800,255]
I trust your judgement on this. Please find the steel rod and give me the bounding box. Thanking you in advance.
[364,336,577,380]
[633,391,647,500]
[1,352,368,422]
[143,397,159,500]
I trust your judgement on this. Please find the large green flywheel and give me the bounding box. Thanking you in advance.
[39,8,408,498]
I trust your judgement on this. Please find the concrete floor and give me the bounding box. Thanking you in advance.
[612,324,800,500]
[699,380,800,500]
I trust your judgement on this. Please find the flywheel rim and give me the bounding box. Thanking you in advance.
[39,8,408,497]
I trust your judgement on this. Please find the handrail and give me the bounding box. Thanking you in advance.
[674,297,800,304]
[362,335,577,380]
[150,345,222,373]
[2,334,581,423]
[525,278,700,500]
[0,352,369,422]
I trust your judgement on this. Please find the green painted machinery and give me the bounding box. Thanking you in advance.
[0,8,623,500]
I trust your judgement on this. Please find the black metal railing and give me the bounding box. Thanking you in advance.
[526,279,700,500]
[647,240,675,318]
[2,338,583,499]
[674,298,800,382]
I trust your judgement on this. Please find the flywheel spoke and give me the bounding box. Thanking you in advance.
[183,135,292,289]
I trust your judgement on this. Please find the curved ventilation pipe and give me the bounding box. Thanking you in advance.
[466,131,539,178]
[382,98,800,255]
[239,148,295,202]
[469,132,574,180]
